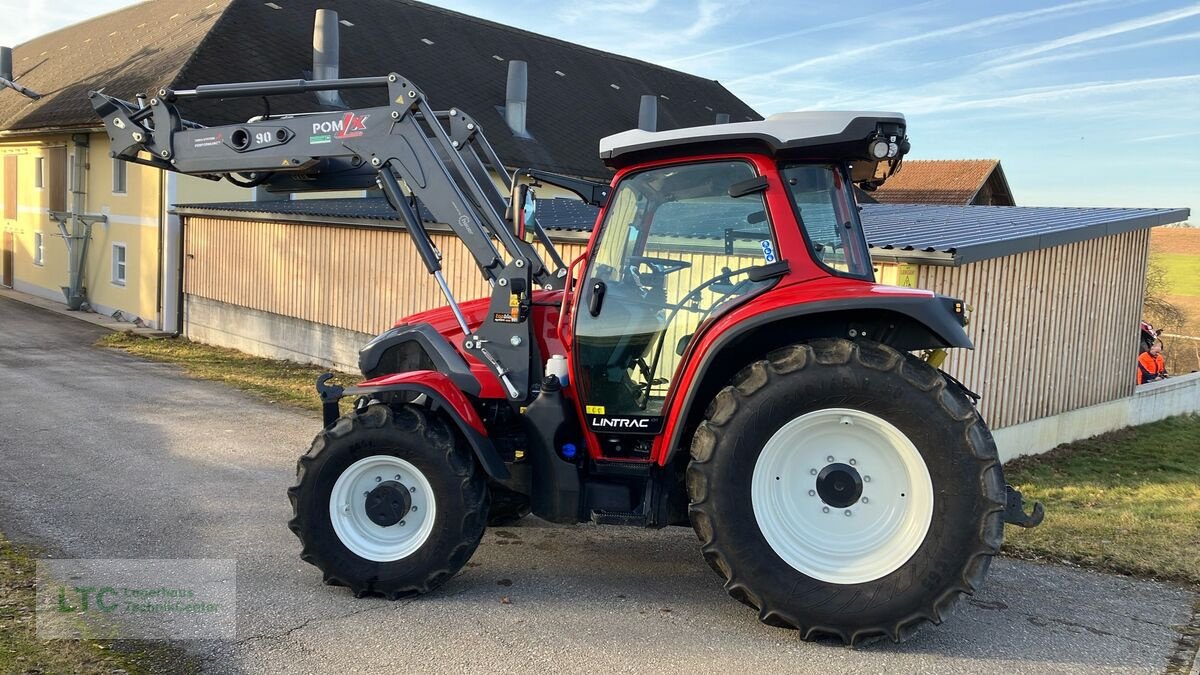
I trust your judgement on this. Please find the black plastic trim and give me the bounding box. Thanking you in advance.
[342,382,510,480]
[358,323,481,396]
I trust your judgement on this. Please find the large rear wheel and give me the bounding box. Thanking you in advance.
[687,339,1005,644]
[288,403,488,599]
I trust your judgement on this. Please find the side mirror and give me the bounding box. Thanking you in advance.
[509,183,537,239]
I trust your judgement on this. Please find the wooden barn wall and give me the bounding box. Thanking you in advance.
[184,216,1150,429]
[919,228,1150,428]
[183,217,587,337]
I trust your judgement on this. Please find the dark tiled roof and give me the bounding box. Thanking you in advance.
[2,0,759,179]
[869,160,1005,206]
[174,198,1191,264]
[0,0,229,132]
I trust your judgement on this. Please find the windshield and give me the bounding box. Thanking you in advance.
[781,163,874,280]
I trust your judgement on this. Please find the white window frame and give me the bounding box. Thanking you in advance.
[34,156,44,190]
[111,242,127,286]
[68,153,74,193]
[33,231,44,266]
[112,157,127,195]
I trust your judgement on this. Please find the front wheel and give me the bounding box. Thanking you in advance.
[287,403,488,599]
[687,339,1005,644]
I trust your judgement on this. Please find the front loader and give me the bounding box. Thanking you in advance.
[91,66,1042,644]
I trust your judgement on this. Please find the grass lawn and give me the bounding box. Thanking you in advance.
[98,332,357,415]
[0,535,199,674]
[1003,414,1200,585]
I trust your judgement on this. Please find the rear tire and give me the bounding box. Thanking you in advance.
[687,339,1005,644]
[288,403,488,599]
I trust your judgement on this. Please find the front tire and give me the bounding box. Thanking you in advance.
[287,403,488,599]
[687,339,1005,644]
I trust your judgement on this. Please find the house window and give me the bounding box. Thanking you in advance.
[33,232,44,266]
[34,157,44,189]
[112,243,127,285]
[112,158,127,194]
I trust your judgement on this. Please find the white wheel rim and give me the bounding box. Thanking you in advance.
[329,455,437,562]
[751,408,934,585]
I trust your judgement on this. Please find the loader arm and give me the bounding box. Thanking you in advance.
[90,73,595,400]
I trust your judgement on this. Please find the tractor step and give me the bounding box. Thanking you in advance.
[590,509,649,526]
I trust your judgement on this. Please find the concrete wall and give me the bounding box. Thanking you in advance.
[992,371,1200,462]
[184,294,372,373]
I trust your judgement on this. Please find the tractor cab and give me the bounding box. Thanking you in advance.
[574,112,910,451]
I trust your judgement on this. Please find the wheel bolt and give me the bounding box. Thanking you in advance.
[400,520,407,526]
[826,456,835,463]
[822,507,830,514]
[861,497,869,504]
[810,469,818,476]
[409,486,416,493]
[864,476,871,483]
[808,490,816,497]
[844,510,853,517]
[395,474,402,480]
[849,459,856,466]
[363,491,369,497]
[411,506,418,512]
[375,476,382,483]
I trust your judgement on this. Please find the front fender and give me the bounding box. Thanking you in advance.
[343,370,509,480]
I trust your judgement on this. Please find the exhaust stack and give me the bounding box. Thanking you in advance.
[505,60,530,137]
[638,95,657,131]
[313,9,346,108]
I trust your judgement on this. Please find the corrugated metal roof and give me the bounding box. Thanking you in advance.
[861,204,1189,263]
[174,198,1190,265]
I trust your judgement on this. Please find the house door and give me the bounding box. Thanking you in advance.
[2,231,12,288]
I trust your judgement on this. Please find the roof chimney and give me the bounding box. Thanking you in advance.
[715,113,730,125]
[505,60,529,137]
[638,95,657,131]
[313,9,346,108]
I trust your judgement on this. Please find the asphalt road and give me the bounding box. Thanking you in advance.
[1,295,1197,674]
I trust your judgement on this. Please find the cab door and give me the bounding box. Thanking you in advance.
[572,160,778,457]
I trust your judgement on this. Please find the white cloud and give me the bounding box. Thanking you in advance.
[727,0,1117,87]
[984,3,1200,67]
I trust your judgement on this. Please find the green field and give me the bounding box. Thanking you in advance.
[1154,253,1200,296]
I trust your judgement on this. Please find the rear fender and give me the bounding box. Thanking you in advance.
[344,370,510,480]
[658,294,972,466]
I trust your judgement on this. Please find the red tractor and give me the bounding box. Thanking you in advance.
[92,69,1041,644]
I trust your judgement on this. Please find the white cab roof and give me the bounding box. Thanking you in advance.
[599,111,905,162]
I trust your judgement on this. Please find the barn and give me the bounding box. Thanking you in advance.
[173,196,1194,460]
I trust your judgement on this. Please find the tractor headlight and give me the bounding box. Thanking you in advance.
[868,139,890,159]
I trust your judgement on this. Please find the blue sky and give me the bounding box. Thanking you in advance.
[3,0,1196,219]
